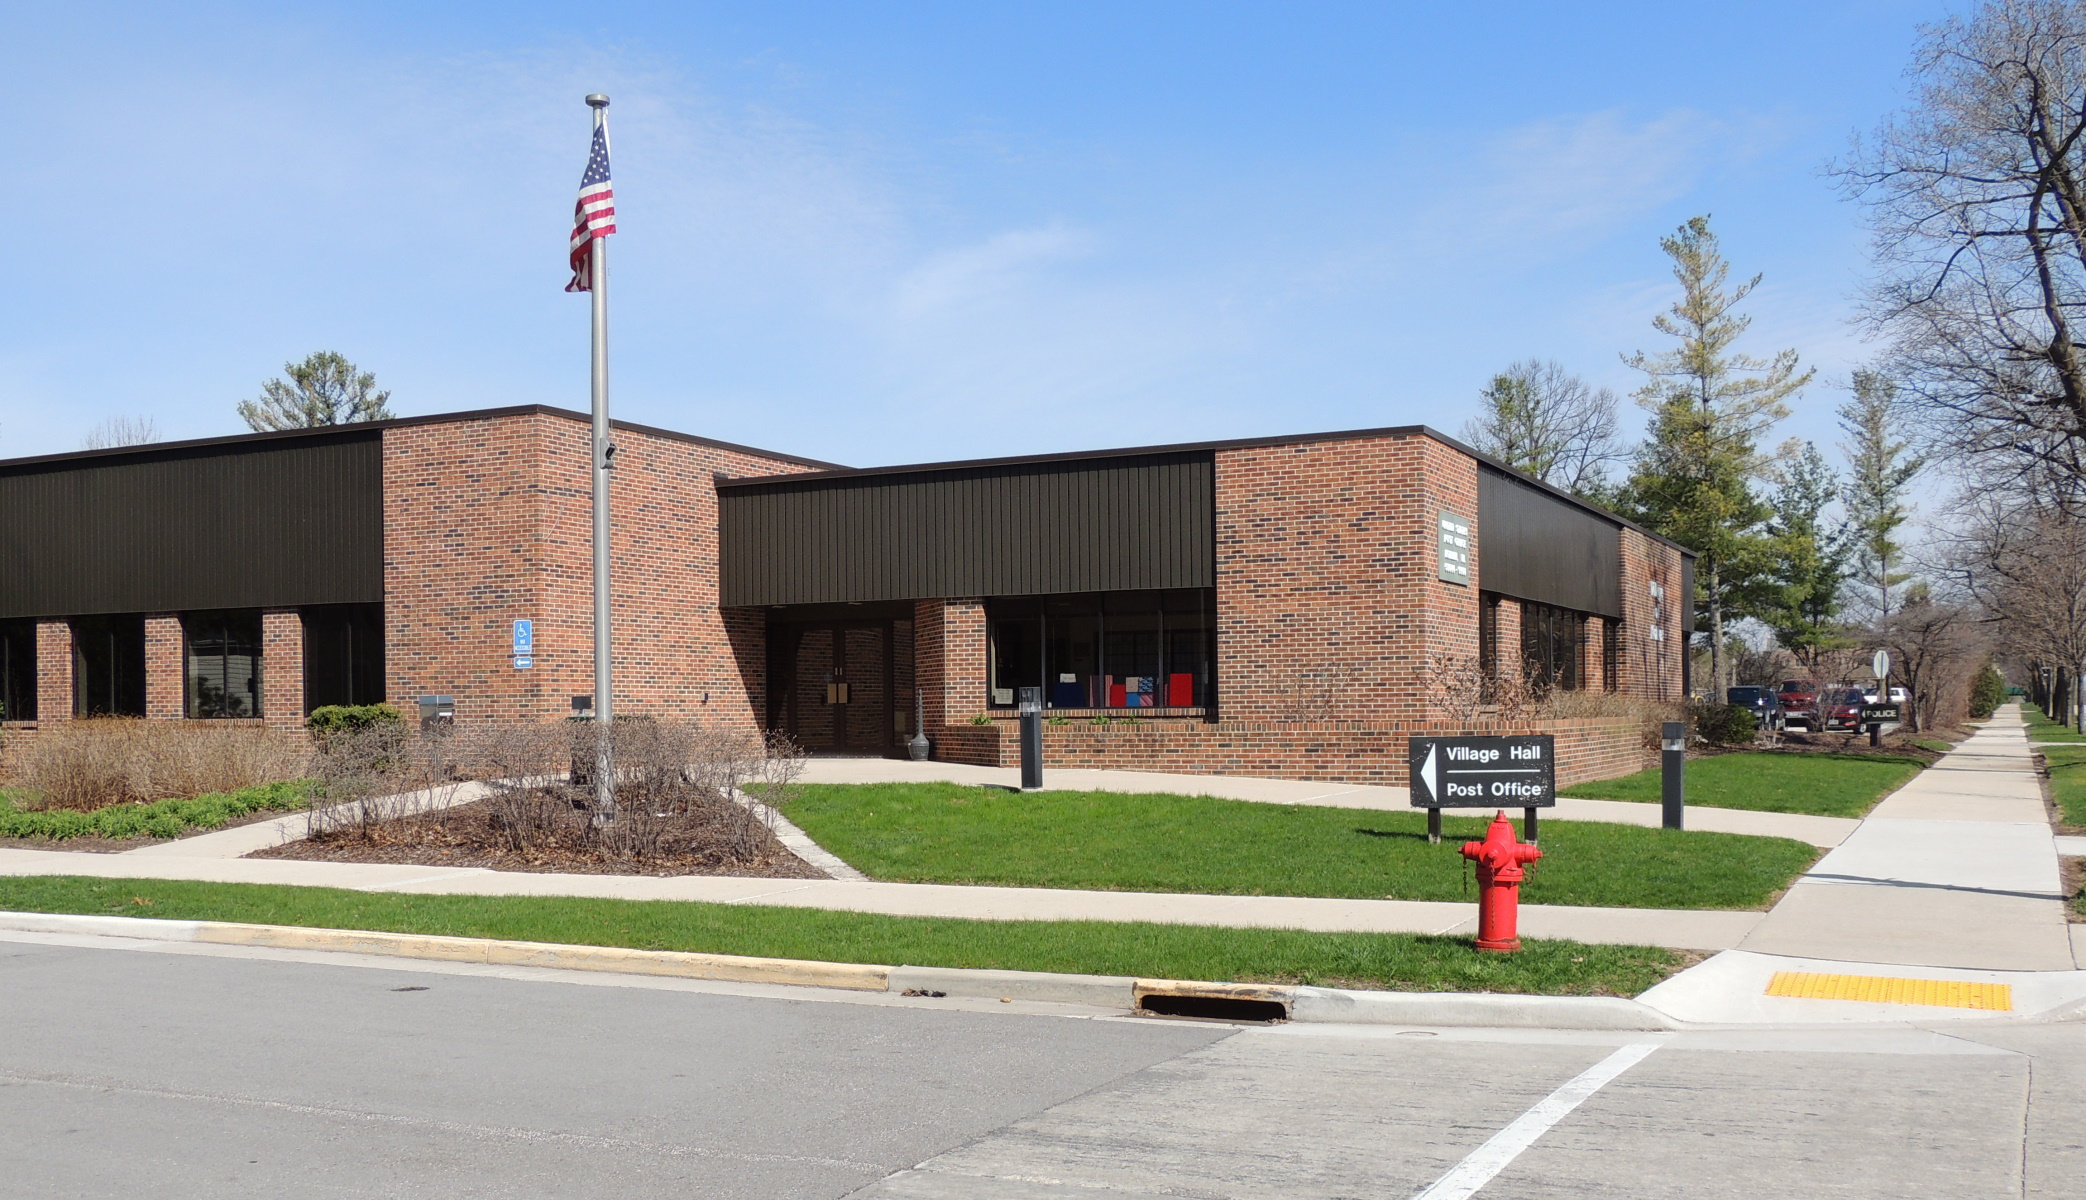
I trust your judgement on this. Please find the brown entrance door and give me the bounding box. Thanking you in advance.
[777,623,890,755]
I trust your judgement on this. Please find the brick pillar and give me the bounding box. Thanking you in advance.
[913,598,988,730]
[262,609,305,730]
[35,621,72,721]
[145,614,184,719]
[1495,601,1524,688]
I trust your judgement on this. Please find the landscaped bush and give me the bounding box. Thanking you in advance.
[0,778,315,840]
[1544,690,1689,750]
[305,703,404,734]
[15,718,309,811]
[1968,663,2008,720]
[1690,701,1758,746]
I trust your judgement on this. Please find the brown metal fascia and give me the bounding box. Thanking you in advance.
[711,421,1697,560]
[0,404,844,474]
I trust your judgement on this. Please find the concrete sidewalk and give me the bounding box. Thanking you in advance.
[1736,703,2077,972]
[0,845,1765,952]
[795,757,1855,847]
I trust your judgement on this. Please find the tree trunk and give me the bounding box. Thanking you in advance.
[1707,562,1724,699]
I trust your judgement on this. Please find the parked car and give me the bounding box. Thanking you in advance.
[1859,685,1910,707]
[1777,679,1820,730]
[1821,687,1870,731]
[1726,686,1785,732]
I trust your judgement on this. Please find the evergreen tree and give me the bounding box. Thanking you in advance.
[1759,442,1854,666]
[239,352,393,431]
[1621,216,1814,693]
[1838,369,1924,622]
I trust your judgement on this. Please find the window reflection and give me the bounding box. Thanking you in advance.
[986,590,1214,710]
[184,611,263,719]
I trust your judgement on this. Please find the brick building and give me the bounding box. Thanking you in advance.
[0,406,1692,786]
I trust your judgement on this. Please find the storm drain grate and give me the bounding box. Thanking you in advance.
[1137,993,1289,1023]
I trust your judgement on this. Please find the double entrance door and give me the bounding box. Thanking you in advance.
[771,622,897,756]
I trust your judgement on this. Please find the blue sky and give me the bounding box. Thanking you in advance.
[0,1,1952,471]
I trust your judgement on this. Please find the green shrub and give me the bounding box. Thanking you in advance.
[0,779,315,841]
[305,703,404,733]
[1691,701,1758,746]
[1968,663,2007,720]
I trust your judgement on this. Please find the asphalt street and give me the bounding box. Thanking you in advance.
[3,932,2082,1199]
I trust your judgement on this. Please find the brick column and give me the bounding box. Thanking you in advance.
[913,598,988,730]
[35,621,72,721]
[145,614,184,719]
[1494,600,1524,688]
[262,609,305,730]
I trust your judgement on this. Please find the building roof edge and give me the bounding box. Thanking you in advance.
[0,404,844,473]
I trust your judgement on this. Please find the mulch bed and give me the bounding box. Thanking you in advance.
[1692,727,1956,765]
[249,796,830,879]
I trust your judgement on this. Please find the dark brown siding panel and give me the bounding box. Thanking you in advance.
[1477,467,1622,618]
[720,453,1214,605]
[0,433,383,619]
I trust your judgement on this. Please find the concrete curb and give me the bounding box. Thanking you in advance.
[0,910,1681,1028]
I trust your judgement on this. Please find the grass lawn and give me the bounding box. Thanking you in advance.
[0,875,1685,996]
[2040,745,2086,828]
[779,784,1817,910]
[2025,706,2086,743]
[0,780,313,840]
[1559,753,1921,818]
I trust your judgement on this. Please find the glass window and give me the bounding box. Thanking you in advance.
[0,621,34,721]
[984,589,1217,710]
[73,615,146,717]
[1520,600,1585,692]
[184,610,263,718]
[301,604,385,711]
[1161,590,1214,709]
[1044,595,1099,708]
[987,597,1042,707]
[1603,619,1621,692]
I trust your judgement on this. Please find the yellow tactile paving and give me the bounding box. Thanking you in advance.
[1764,971,2013,1010]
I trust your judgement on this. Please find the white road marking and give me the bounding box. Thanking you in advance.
[1410,1040,1663,1200]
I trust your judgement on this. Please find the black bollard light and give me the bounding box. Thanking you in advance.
[1018,686,1043,792]
[1661,721,1685,830]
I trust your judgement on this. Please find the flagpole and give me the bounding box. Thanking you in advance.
[586,92,616,821]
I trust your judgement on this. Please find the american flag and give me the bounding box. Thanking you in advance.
[565,122,616,292]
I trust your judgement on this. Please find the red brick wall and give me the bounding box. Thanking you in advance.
[1212,434,1480,724]
[1617,527,1686,701]
[913,598,987,731]
[932,715,1650,788]
[262,609,304,730]
[36,621,70,722]
[381,411,815,728]
[145,615,183,720]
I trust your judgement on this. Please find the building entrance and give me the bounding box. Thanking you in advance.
[768,615,915,756]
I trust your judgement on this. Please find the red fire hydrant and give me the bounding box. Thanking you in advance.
[1460,811,1542,953]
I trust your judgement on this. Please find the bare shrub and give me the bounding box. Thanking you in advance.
[1541,690,1688,749]
[1273,665,1363,722]
[1424,655,1548,723]
[19,719,308,811]
[304,721,483,839]
[302,716,810,870]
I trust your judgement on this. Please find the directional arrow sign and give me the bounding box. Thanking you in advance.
[1408,735,1557,808]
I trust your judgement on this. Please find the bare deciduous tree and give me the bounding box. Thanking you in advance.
[81,415,161,449]
[1950,500,2086,726]
[1838,0,2086,502]
[1458,360,1625,497]
[1882,591,1984,732]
